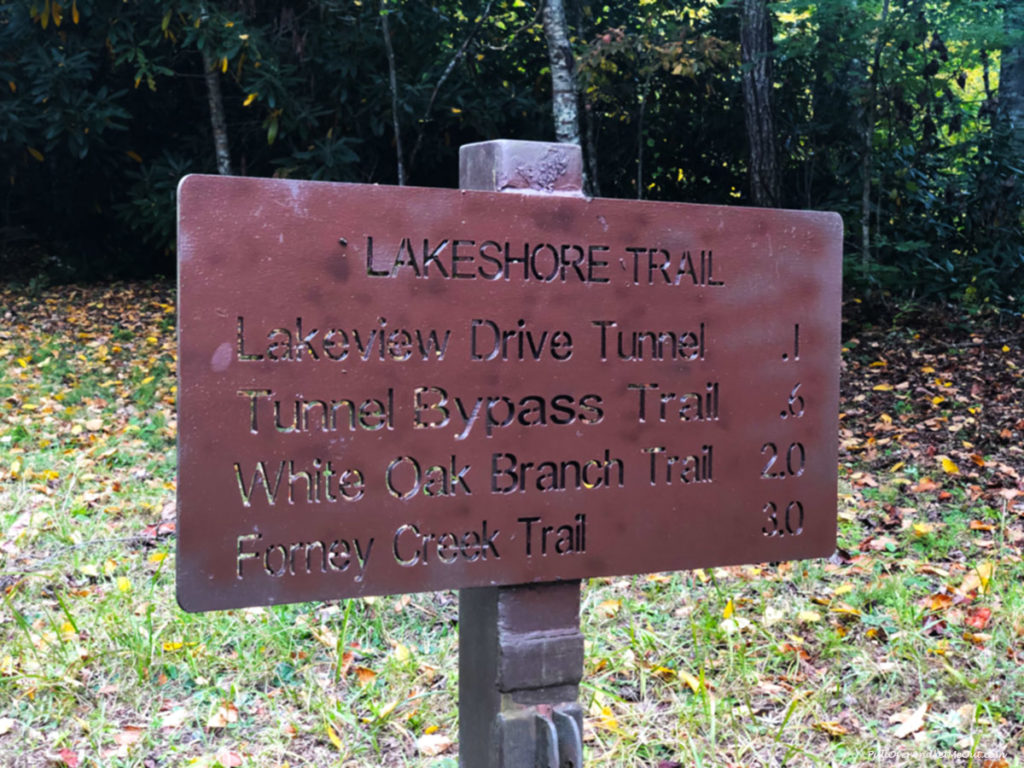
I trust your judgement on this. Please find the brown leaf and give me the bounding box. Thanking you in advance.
[965,607,992,629]
[114,726,144,747]
[354,666,377,687]
[206,702,239,729]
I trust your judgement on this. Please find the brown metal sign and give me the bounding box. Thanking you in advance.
[177,174,842,612]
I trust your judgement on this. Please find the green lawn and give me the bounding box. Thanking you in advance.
[1,283,1022,767]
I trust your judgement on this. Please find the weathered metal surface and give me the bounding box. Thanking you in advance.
[176,170,842,612]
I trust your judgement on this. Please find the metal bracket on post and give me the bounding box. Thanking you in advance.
[457,141,587,768]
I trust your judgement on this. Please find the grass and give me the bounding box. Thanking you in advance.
[1,283,1022,766]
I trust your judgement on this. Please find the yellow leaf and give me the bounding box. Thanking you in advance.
[975,561,994,593]
[28,147,45,162]
[598,599,621,618]
[148,552,167,564]
[221,57,228,73]
[392,643,410,662]
[872,383,893,392]
[52,1,62,26]
[913,522,935,536]
[678,669,701,693]
[326,723,343,751]
[797,610,821,624]
[722,598,734,619]
[243,92,258,107]
[7,81,15,93]
[939,456,960,474]
[72,0,79,24]
[932,396,946,405]
[126,150,142,163]
[814,720,849,737]
[830,602,861,617]
[163,641,184,652]
[889,461,905,473]
[597,705,620,732]
[869,360,887,367]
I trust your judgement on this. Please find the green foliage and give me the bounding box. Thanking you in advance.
[0,0,1021,307]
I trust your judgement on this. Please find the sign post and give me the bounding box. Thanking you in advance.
[177,140,842,765]
[457,141,587,768]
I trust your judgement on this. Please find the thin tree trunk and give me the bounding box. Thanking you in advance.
[201,48,231,175]
[860,123,871,268]
[740,0,780,207]
[380,1,406,185]
[860,0,889,267]
[585,98,600,196]
[541,0,580,146]
[635,71,652,200]
[999,3,1024,162]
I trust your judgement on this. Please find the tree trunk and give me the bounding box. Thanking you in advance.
[740,0,780,207]
[380,1,406,185]
[201,48,231,176]
[541,0,580,146]
[999,3,1024,162]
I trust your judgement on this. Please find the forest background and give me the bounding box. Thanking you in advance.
[2,2,1024,766]
[1,0,1022,310]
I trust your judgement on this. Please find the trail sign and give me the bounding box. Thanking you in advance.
[176,173,841,612]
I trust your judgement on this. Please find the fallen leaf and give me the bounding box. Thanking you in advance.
[678,669,701,693]
[965,607,992,630]
[326,723,343,751]
[354,666,377,687]
[214,751,243,767]
[813,720,849,737]
[890,702,928,739]
[597,599,621,618]
[913,522,935,536]
[0,718,13,736]
[206,702,239,729]
[114,726,144,746]
[160,709,189,729]
[416,733,453,757]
